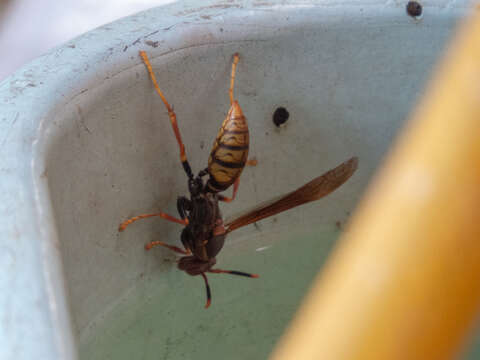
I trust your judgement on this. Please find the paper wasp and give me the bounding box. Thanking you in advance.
[118,51,358,308]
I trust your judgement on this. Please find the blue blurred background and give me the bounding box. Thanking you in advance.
[0,0,174,81]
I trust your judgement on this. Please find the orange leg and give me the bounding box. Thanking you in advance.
[144,240,191,254]
[218,177,240,203]
[229,53,240,105]
[118,212,188,232]
[139,51,193,178]
[246,157,258,166]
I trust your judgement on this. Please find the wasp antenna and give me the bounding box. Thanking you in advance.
[209,269,259,278]
[201,273,212,308]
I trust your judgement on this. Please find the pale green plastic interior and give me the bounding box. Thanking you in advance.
[32,3,479,360]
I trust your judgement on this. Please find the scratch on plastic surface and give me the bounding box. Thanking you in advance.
[256,246,271,252]
[76,105,92,134]
[0,112,19,151]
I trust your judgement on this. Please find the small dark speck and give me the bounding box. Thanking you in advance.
[219,28,224,32]
[123,45,128,52]
[27,83,36,87]
[200,140,205,149]
[335,221,342,230]
[139,272,144,278]
[201,15,211,19]
[406,1,422,18]
[272,218,278,223]
[136,72,140,79]
[67,44,76,49]
[265,131,269,136]
[254,222,261,231]
[145,40,159,48]
[273,107,289,127]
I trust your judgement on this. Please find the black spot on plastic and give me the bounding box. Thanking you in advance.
[406,1,422,18]
[272,107,289,127]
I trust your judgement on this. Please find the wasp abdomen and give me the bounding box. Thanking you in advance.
[207,101,249,192]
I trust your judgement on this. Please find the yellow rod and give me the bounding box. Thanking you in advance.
[271,10,480,360]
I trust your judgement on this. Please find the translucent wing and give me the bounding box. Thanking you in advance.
[225,157,358,233]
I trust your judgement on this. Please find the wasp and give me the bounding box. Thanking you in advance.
[119,51,358,308]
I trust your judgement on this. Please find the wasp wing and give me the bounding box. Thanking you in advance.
[225,156,358,233]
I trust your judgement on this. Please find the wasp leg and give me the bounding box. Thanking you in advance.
[246,158,258,166]
[139,50,193,179]
[209,268,259,278]
[229,53,240,105]
[201,273,212,309]
[198,168,209,177]
[118,212,188,232]
[144,240,191,254]
[218,177,240,203]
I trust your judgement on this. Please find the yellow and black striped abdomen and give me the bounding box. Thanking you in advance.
[207,101,249,193]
